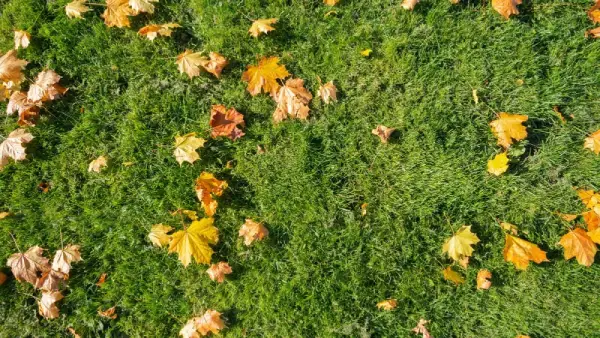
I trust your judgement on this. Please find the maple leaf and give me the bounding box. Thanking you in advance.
[6,246,50,285]
[88,155,108,173]
[173,133,205,165]
[492,0,522,19]
[500,222,519,235]
[556,212,578,222]
[180,310,225,337]
[442,266,464,285]
[66,0,91,19]
[0,50,28,85]
[35,270,66,291]
[17,105,40,127]
[477,269,492,290]
[442,225,480,262]
[179,319,199,338]
[371,125,396,143]
[195,172,227,216]
[96,273,107,286]
[273,78,313,123]
[487,152,509,176]
[559,228,597,267]
[148,224,173,247]
[38,290,63,319]
[51,245,82,276]
[176,50,205,79]
[578,189,600,209]
[503,234,548,270]
[210,105,245,140]
[102,0,133,28]
[242,56,290,96]
[239,219,269,245]
[0,128,34,170]
[138,23,181,41]
[129,0,158,15]
[198,52,228,78]
[206,261,232,283]
[586,27,600,39]
[28,70,68,103]
[6,91,28,115]
[589,1,600,23]
[317,80,338,104]
[14,30,30,50]
[324,0,340,5]
[376,299,397,310]
[98,306,117,319]
[412,319,431,338]
[583,210,600,231]
[489,113,528,148]
[401,0,420,10]
[168,218,218,267]
[249,18,278,38]
[584,130,600,155]
[0,211,11,219]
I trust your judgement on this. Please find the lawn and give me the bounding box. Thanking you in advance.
[1,0,600,337]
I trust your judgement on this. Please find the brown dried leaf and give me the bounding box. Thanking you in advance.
[371,125,395,143]
[0,50,28,85]
[98,306,117,319]
[492,0,522,19]
[51,244,82,276]
[0,128,34,170]
[88,155,108,173]
[209,105,245,140]
[38,290,63,319]
[239,219,269,246]
[102,0,133,28]
[6,246,50,285]
[273,78,313,123]
[138,23,181,41]
[66,0,91,19]
[206,261,232,283]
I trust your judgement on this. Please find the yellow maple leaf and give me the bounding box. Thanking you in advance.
[148,224,173,247]
[248,18,278,38]
[360,49,372,57]
[577,189,600,209]
[492,0,522,19]
[195,172,227,216]
[442,225,480,262]
[376,299,397,310]
[503,234,548,270]
[176,50,227,79]
[88,155,108,173]
[559,228,597,267]
[102,0,133,28]
[242,56,290,97]
[556,212,578,222]
[442,266,464,285]
[138,23,181,41]
[98,306,117,319]
[477,269,492,290]
[583,210,600,231]
[173,133,205,166]
[584,130,600,155]
[489,112,528,148]
[487,152,509,176]
[65,0,91,19]
[14,30,30,50]
[273,78,313,123]
[587,227,600,244]
[0,50,28,85]
[168,218,218,267]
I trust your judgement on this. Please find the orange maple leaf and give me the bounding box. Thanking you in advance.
[503,234,548,270]
[559,228,597,267]
[195,172,227,216]
[242,56,289,96]
[209,105,245,140]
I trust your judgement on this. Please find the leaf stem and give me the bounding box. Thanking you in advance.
[9,232,21,253]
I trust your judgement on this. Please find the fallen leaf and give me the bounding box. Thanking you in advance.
[179,319,199,338]
[88,155,108,173]
[181,310,225,337]
[489,112,528,148]
[583,211,600,231]
[458,256,469,268]
[148,224,173,247]
[371,125,395,143]
[169,209,199,221]
[589,1,600,23]
[6,91,29,115]
[0,211,11,219]
[173,133,205,165]
[500,222,519,235]
[376,299,397,310]
[138,23,181,41]
[442,266,464,285]
[324,10,338,17]
[556,212,578,222]
[586,27,600,38]
[129,0,158,15]
[239,219,269,245]
[273,78,313,123]
[35,270,66,291]
[324,0,340,5]
[472,89,479,104]
[199,52,228,78]
[578,189,600,208]
[256,145,265,154]
[503,234,548,270]
[317,80,337,104]
[38,181,50,193]
[442,225,480,262]
[361,203,368,216]
[27,70,68,103]
[584,130,600,155]
[0,272,7,285]
[98,306,117,319]
[51,244,82,276]
[487,152,509,176]
[122,161,134,166]
[38,290,63,319]
[209,105,245,140]
[206,261,232,283]
[360,49,372,57]
[559,228,597,267]
[103,0,133,27]
[401,0,420,10]
[492,0,522,19]
[17,105,40,127]
[477,269,492,290]
[6,246,49,285]
[67,327,81,338]
[195,172,227,216]
[96,273,107,286]
[249,18,278,38]
[0,128,34,170]
[451,0,460,4]
[176,50,205,79]
[0,50,28,85]
[168,218,219,266]
[242,56,289,96]
[65,0,91,19]
[516,336,530,338]
[412,319,431,338]
[14,30,30,50]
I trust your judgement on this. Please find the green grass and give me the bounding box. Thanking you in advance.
[1,0,600,336]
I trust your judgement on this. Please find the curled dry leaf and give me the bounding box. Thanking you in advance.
[102,0,133,28]
[442,266,464,285]
[195,172,227,216]
[28,70,68,103]
[0,50,28,85]
[559,228,597,267]
[35,269,66,291]
[489,113,528,148]
[487,152,509,176]
[180,310,225,337]
[239,219,269,245]
[0,128,34,170]
[376,299,397,310]
[371,125,395,143]
[176,51,227,79]
[458,256,469,268]
[492,0,522,19]
[584,130,600,155]
[148,224,173,247]
[503,234,548,270]
[7,91,28,115]
[477,269,492,290]
[129,0,158,15]
[210,105,245,140]
[6,246,49,285]
[173,133,205,165]
[98,306,117,319]
[38,181,50,193]
[88,155,108,173]
[96,273,107,287]
[317,80,337,104]
[442,225,480,262]
[206,261,232,283]
[168,218,219,266]
[412,319,431,338]
[52,244,82,276]
[138,23,181,41]
[66,0,91,19]
[273,78,313,123]
[38,290,63,319]
[14,30,30,50]
[249,18,278,38]
[401,0,419,10]
[199,52,228,78]
[242,56,289,96]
